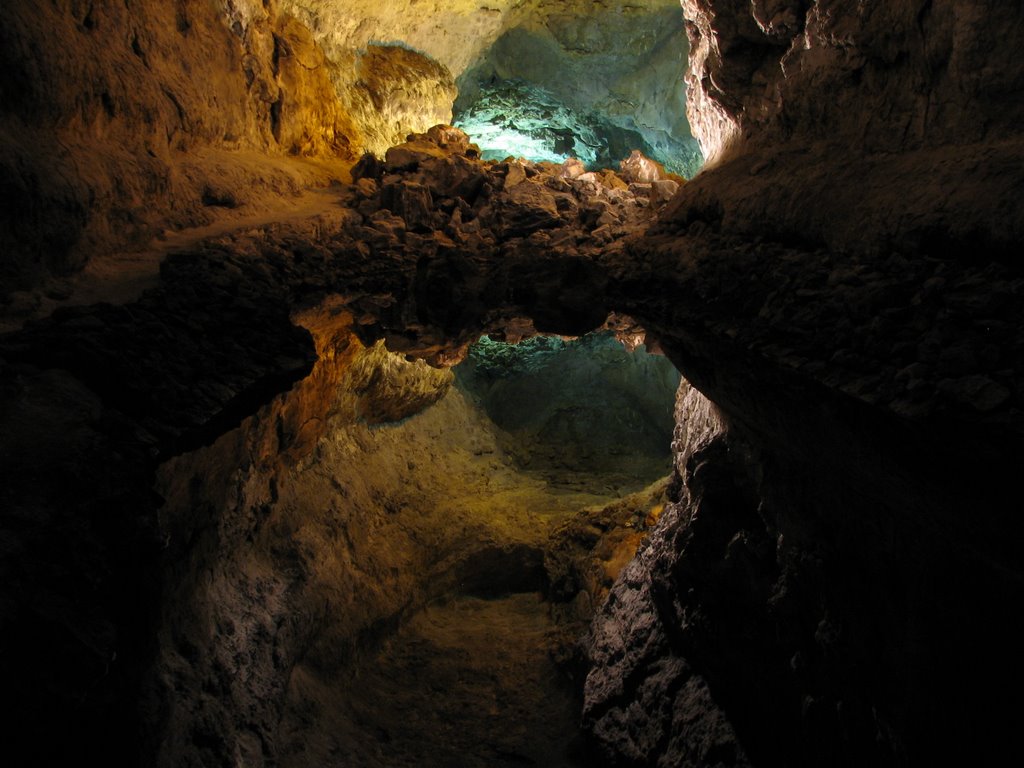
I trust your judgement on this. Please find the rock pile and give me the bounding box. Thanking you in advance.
[336,125,683,354]
[350,125,678,245]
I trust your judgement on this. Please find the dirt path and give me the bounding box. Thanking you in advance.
[73,186,349,306]
[1,167,351,335]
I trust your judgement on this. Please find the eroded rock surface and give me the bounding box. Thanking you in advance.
[576,2,1024,765]
[0,0,356,289]
[2,1,1024,766]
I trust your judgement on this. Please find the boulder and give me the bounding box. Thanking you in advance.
[649,179,680,207]
[499,182,562,236]
[384,139,449,172]
[379,181,435,231]
[619,149,664,183]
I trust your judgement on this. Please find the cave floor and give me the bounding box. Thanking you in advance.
[284,593,585,767]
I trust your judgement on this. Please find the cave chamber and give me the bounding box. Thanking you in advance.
[1,1,1023,767]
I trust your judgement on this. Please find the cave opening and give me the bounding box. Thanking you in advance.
[256,327,682,766]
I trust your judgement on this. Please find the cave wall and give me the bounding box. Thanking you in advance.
[0,0,704,293]
[0,132,676,765]
[580,1,1024,765]
[0,0,360,289]
[683,0,1024,162]
[1,1,1023,767]
[670,0,1024,259]
[453,0,701,175]
[277,0,528,77]
[456,333,680,478]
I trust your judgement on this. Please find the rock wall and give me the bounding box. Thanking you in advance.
[343,44,458,157]
[2,1,1023,766]
[454,0,701,175]
[455,333,680,478]
[580,1,1024,765]
[683,0,1024,163]
[278,0,527,77]
[671,0,1024,260]
[0,0,702,293]
[0,127,682,766]
[280,0,702,173]
[0,0,360,290]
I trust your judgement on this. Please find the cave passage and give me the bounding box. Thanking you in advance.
[453,77,666,171]
[273,330,681,767]
[454,331,680,491]
[451,3,704,177]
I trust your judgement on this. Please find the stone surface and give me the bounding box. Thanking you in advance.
[456,332,680,480]
[620,149,666,183]
[0,128,688,763]
[683,0,1024,165]
[0,0,357,290]
[455,1,702,176]
[343,44,458,157]
[2,2,1024,767]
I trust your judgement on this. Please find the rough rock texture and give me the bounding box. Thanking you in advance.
[683,0,1024,163]
[343,44,458,157]
[279,0,700,174]
[1,0,699,293]
[0,127,683,766]
[578,2,1024,766]
[3,1,1024,767]
[455,0,701,175]
[456,332,680,478]
[279,0,528,77]
[147,324,670,767]
[0,0,356,290]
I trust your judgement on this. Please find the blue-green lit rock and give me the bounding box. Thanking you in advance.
[455,332,681,484]
[453,2,704,177]
[455,79,693,172]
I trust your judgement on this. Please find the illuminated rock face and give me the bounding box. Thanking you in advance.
[456,333,680,479]
[0,0,700,292]
[575,2,1024,766]
[278,0,526,77]
[281,0,702,172]
[344,44,458,157]
[682,0,1024,164]
[453,1,702,176]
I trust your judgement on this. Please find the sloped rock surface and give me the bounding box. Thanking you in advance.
[0,0,356,290]
[683,0,1024,163]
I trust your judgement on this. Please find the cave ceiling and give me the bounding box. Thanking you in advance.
[273,0,684,77]
[270,0,700,172]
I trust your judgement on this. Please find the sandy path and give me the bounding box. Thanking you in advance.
[61,187,346,307]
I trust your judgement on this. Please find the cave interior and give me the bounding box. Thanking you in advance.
[1,1,1023,767]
